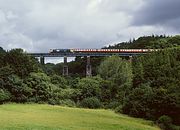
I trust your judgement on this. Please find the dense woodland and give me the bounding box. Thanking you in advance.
[0,35,180,130]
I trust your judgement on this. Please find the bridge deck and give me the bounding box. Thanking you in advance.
[29,52,147,57]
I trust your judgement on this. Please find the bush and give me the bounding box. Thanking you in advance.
[0,89,11,104]
[59,99,76,107]
[4,49,40,78]
[48,99,76,107]
[80,97,102,109]
[122,86,154,119]
[157,115,173,130]
[115,105,123,113]
[51,75,68,89]
[7,75,32,102]
[77,77,101,99]
[25,72,54,102]
[106,101,121,109]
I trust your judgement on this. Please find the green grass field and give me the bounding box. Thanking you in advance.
[0,104,160,130]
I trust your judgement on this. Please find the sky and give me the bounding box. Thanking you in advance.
[0,0,180,54]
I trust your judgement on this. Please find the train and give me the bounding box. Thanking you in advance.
[49,49,158,53]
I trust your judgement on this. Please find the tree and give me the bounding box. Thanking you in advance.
[132,57,144,87]
[0,89,11,104]
[122,84,154,119]
[4,49,40,78]
[167,35,180,46]
[0,66,14,92]
[42,63,56,76]
[51,74,68,89]
[77,77,102,100]
[6,75,32,102]
[130,48,180,124]
[0,47,6,68]
[25,72,54,102]
[98,56,133,100]
[80,97,102,109]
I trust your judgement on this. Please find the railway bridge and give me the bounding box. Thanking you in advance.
[29,50,151,77]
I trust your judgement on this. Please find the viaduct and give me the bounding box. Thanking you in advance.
[29,51,148,77]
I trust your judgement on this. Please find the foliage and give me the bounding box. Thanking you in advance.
[58,99,76,107]
[80,97,102,109]
[0,89,11,104]
[50,74,68,89]
[127,48,180,125]
[67,77,80,88]
[42,63,56,75]
[99,80,114,104]
[0,47,6,68]
[77,77,102,100]
[104,35,180,50]
[106,100,122,110]
[48,99,76,107]
[157,115,173,130]
[52,88,81,101]
[148,35,180,49]
[52,63,63,76]
[122,85,155,119]
[0,35,179,127]
[0,65,14,78]
[104,35,166,49]
[98,55,133,101]
[7,75,33,102]
[68,57,86,76]
[50,57,104,77]
[4,49,40,78]
[25,72,54,102]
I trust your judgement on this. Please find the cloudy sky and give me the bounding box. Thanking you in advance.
[0,0,179,53]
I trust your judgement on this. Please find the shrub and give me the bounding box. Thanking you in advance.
[115,105,123,113]
[0,89,11,104]
[80,97,102,109]
[59,99,76,107]
[25,72,54,102]
[77,77,101,99]
[4,49,40,78]
[106,101,121,109]
[7,75,32,102]
[157,115,173,130]
[48,99,76,107]
[122,86,154,119]
[51,75,68,89]
[51,88,81,102]
[48,98,57,105]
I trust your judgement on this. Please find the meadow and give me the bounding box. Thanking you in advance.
[0,104,160,130]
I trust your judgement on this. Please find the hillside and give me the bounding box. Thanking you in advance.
[0,104,160,130]
[104,35,180,49]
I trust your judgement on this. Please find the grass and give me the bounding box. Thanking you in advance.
[0,104,160,130]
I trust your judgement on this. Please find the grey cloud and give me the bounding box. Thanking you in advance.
[0,0,179,53]
[0,0,131,52]
[98,0,143,13]
[132,0,180,30]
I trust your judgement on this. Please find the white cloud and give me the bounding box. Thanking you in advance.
[0,0,179,53]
